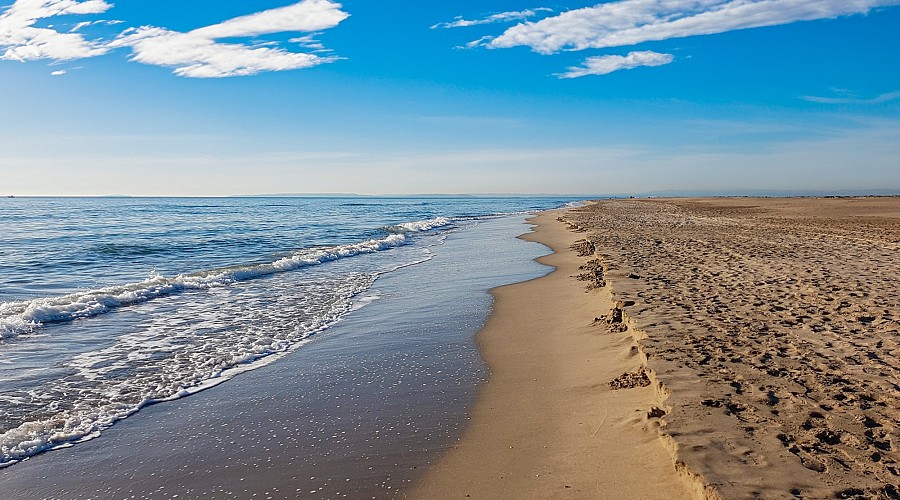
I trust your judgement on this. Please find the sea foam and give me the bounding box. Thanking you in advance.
[0,217,450,341]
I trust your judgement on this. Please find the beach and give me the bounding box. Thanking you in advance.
[2,0,896,496]
[412,210,699,499]
[417,197,899,499]
[0,201,563,499]
[4,197,899,498]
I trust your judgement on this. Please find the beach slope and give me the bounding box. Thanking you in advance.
[412,211,699,499]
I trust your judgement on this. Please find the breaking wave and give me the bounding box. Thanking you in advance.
[0,217,450,341]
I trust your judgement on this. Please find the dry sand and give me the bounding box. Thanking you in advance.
[416,197,900,500]
[412,211,700,499]
[562,197,900,499]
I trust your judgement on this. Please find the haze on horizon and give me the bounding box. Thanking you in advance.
[1,0,898,197]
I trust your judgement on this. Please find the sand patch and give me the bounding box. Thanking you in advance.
[570,197,900,499]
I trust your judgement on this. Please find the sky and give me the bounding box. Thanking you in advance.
[0,0,898,196]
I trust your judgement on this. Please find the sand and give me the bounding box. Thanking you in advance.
[562,197,900,499]
[8,198,896,499]
[412,211,700,499]
[416,197,899,500]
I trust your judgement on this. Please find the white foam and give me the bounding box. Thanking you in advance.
[383,216,451,233]
[0,217,454,341]
[0,275,368,468]
[396,216,451,232]
[350,291,382,311]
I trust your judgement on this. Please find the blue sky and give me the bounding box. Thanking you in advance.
[1,0,898,196]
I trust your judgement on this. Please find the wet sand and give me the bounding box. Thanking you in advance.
[557,197,900,499]
[412,211,699,499]
[416,197,899,499]
[0,216,550,499]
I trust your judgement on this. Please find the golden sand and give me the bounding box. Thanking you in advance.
[416,197,899,499]
[567,197,900,499]
[412,211,698,499]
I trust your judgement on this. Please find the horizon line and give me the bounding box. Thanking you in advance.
[4,189,900,199]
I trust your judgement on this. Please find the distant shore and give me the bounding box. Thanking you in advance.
[415,197,900,499]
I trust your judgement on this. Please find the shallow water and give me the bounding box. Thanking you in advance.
[0,197,571,470]
[0,212,553,499]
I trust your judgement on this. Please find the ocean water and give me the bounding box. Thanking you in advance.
[0,196,574,470]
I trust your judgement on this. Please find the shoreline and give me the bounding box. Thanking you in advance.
[0,215,550,499]
[412,209,699,498]
[415,196,900,499]
[6,197,894,498]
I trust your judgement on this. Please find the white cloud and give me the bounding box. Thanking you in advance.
[432,8,553,29]
[111,0,349,78]
[50,68,66,75]
[0,0,112,61]
[190,0,348,39]
[70,20,96,32]
[68,19,118,32]
[112,28,335,78]
[457,35,495,50]
[289,33,327,52]
[0,0,348,77]
[558,51,674,78]
[486,0,900,54]
[803,89,900,104]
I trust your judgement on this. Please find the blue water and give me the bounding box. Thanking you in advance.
[0,196,575,468]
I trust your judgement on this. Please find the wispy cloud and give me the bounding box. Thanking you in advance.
[69,19,122,33]
[0,0,113,61]
[111,0,349,78]
[190,0,347,39]
[485,0,900,54]
[558,51,674,78]
[289,33,329,52]
[457,35,494,50]
[432,8,553,30]
[0,0,349,77]
[447,0,900,76]
[802,89,900,105]
[50,69,67,76]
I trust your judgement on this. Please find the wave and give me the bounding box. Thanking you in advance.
[382,216,451,233]
[0,217,451,341]
[0,278,361,469]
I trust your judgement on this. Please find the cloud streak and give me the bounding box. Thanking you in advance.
[803,90,900,105]
[0,0,113,61]
[111,29,333,78]
[558,51,674,78]
[0,0,349,77]
[111,0,349,78]
[485,0,900,54]
[190,0,348,39]
[290,34,329,52]
[432,8,552,29]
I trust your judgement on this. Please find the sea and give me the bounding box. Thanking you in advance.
[0,196,576,486]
